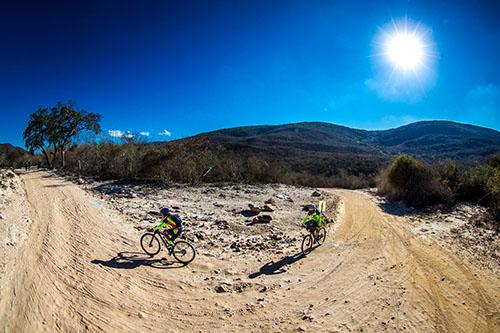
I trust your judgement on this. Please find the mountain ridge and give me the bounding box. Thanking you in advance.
[175,120,500,179]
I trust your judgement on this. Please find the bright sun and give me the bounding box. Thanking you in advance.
[376,18,434,75]
[386,32,424,71]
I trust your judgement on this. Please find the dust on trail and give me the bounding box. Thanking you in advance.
[0,171,498,332]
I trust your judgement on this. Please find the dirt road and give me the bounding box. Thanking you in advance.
[1,172,498,332]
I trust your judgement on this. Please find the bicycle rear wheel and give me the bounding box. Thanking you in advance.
[141,232,161,256]
[301,234,313,255]
[172,240,196,264]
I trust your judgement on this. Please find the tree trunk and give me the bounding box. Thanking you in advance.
[51,146,58,169]
[60,148,65,169]
[41,147,51,169]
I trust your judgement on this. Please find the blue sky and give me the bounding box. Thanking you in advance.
[0,0,499,147]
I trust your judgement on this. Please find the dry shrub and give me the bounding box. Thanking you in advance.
[63,140,375,188]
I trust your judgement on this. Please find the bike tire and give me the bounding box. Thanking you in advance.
[301,234,313,255]
[172,240,196,264]
[140,232,161,256]
[316,227,327,245]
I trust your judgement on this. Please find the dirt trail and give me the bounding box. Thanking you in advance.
[1,172,498,332]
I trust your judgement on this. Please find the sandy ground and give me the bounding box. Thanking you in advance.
[0,171,499,332]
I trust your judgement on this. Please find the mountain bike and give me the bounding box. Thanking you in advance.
[301,226,327,255]
[140,225,196,264]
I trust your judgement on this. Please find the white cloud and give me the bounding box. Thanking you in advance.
[108,130,134,138]
[108,130,124,138]
[139,132,150,136]
[159,129,172,137]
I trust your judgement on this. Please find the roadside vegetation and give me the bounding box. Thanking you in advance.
[61,139,371,188]
[378,154,500,222]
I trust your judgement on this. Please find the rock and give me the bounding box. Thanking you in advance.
[262,204,275,212]
[215,220,229,229]
[251,215,273,224]
[147,210,162,217]
[302,314,314,322]
[77,178,85,185]
[248,203,263,213]
[234,282,252,293]
[270,234,282,241]
[311,190,322,197]
[215,282,232,293]
[265,198,276,205]
[194,231,206,240]
[5,170,15,178]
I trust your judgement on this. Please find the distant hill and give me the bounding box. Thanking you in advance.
[0,143,29,167]
[182,121,500,179]
[370,121,500,161]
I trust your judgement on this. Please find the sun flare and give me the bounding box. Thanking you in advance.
[376,18,434,75]
[386,32,424,71]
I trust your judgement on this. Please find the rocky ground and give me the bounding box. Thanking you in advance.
[61,174,499,272]
[77,178,339,260]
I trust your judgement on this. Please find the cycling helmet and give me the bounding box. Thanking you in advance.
[303,204,317,212]
[160,207,170,216]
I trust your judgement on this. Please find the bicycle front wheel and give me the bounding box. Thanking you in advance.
[301,234,313,255]
[316,227,327,245]
[172,241,196,264]
[141,232,161,256]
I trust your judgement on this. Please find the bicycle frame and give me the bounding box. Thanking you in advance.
[152,230,174,254]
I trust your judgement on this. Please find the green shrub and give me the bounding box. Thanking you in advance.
[456,154,500,221]
[378,155,452,207]
[378,153,500,222]
[434,159,460,193]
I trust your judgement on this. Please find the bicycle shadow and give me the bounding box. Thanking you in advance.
[91,251,186,270]
[248,246,318,279]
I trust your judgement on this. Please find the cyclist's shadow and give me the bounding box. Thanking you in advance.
[248,247,318,279]
[91,251,185,270]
